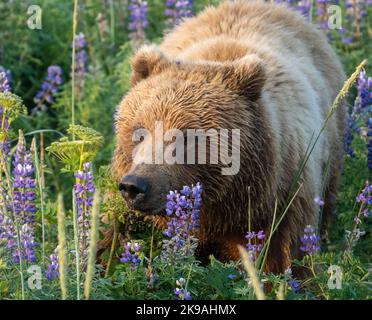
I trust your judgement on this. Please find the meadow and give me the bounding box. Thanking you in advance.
[0,0,371,300]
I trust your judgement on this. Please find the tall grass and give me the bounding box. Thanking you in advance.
[57,193,68,300]
[84,190,101,300]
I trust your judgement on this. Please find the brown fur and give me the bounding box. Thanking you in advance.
[112,0,346,273]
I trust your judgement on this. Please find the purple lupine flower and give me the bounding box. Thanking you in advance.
[344,71,372,157]
[314,196,325,206]
[0,106,11,159]
[74,162,95,263]
[45,247,59,280]
[128,0,148,47]
[288,279,301,293]
[342,0,367,44]
[357,71,372,114]
[299,225,320,255]
[367,118,372,170]
[245,230,266,261]
[0,213,15,252]
[165,0,193,28]
[0,71,11,93]
[346,181,371,251]
[10,133,38,263]
[356,181,371,205]
[295,0,312,20]
[161,183,202,260]
[33,66,63,113]
[120,241,142,270]
[174,277,192,300]
[274,0,311,19]
[165,0,178,27]
[0,68,12,158]
[315,0,333,30]
[72,33,87,98]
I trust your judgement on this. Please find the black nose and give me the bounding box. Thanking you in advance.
[119,175,150,200]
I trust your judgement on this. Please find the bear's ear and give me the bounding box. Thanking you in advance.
[130,45,171,86]
[223,55,266,102]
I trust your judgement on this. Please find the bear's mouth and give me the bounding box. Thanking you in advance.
[125,201,166,216]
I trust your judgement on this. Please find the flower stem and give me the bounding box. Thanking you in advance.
[71,0,79,140]
[31,137,46,264]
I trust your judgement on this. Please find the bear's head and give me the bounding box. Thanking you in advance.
[113,45,269,215]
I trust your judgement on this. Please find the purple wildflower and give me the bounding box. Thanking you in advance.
[10,133,38,263]
[0,214,15,253]
[299,225,320,255]
[120,241,142,270]
[74,162,95,263]
[346,182,371,251]
[342,0,367,44]
[288,279,301,293]
[0,71,11,93]
[245,230,266,261]
[0,68,12,158]
[367,118,372,170]
[161,183,202,260]
[174,277,192,300]
[72,33,87,98]
[356,181,371,205]
[33,66,63,113]
[344,71,372,157]
[128,0,148,47]
[165,0,193,28]
[45,247,59,280]
[0,106,11,159]
[314,0,337,30]
[295,0,312,20]
[314,196,325,206]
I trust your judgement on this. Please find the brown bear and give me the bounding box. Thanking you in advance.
[112,0,346,273]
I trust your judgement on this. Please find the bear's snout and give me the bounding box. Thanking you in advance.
[119,174,150,205]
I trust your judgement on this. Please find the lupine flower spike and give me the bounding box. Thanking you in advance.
[165,0,193,28]
[174,277,192,300]
[344,71,372,158]
[128,0,148,48]
[10,131,38,263]
[0,70,11,93]
[245,230,265,262]
[33,66,63,113]
[74,162,95,265]
[161,183,203,261]
[299,225,320,255]
[346,182,371,251]
[46,247,59,280]
[120,241,142,270]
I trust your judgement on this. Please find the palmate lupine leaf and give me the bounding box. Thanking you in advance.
[46,124,103,172]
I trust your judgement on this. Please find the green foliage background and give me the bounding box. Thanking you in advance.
[0,0,371,300]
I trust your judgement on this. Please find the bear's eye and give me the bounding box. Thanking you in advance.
[132,123,146,146]
[133,135,144,146]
